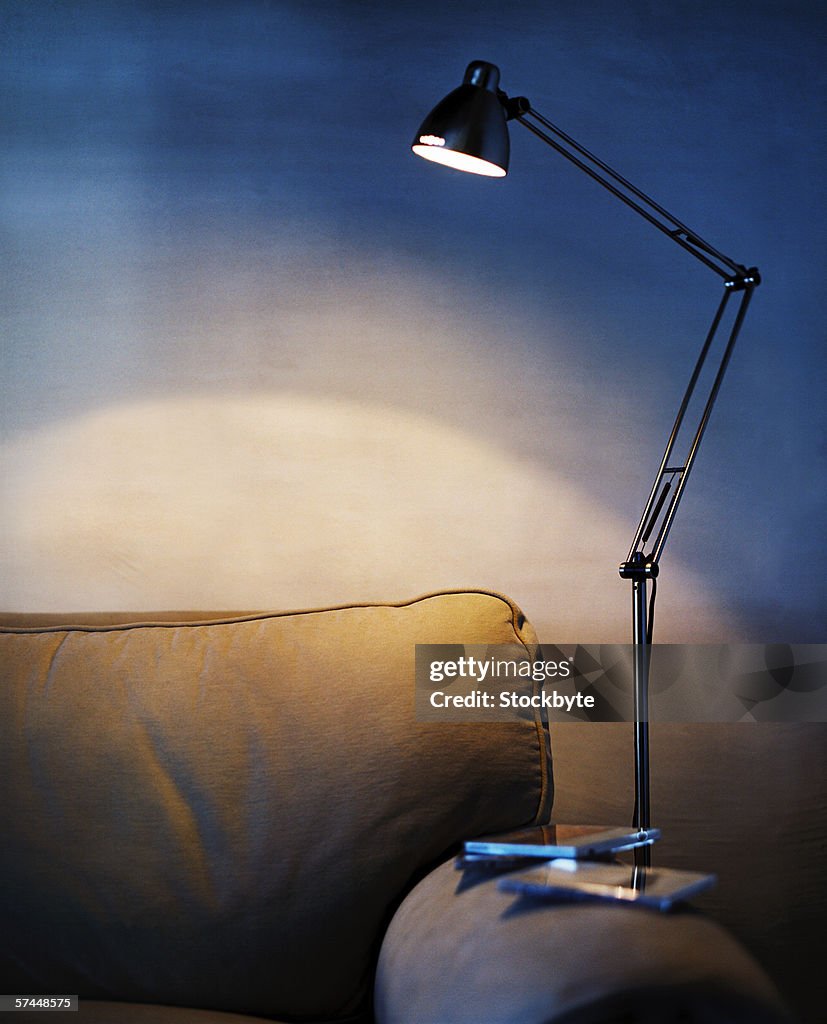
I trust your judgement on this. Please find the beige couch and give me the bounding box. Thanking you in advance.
[0,591,796,1022]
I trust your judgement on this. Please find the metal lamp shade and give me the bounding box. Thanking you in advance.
[411,61,509,177]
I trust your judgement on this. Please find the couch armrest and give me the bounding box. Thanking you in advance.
[375,858,791,1024]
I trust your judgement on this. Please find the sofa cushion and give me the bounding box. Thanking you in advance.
[0,590,550,1021]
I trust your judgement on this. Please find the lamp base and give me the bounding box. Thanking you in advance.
[498,858,716,911]
[461,823,660,864]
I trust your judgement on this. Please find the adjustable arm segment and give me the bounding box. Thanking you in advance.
[495,91,760,574]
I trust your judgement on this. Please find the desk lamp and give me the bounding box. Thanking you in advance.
[411,61,760,879]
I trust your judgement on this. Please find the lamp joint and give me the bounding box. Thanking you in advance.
[498,91,530,120]
[619,553,659,580]
[725,266,761,290]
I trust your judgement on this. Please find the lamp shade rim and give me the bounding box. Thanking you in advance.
[411,142,507,177]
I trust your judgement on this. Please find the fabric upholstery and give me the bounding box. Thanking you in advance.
[0,591,551,1021]
[375,858,790,1024]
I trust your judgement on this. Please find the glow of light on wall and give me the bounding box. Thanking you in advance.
[0,393,735,642]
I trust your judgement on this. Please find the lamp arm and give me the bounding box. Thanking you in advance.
[499,95,760,575]
[623,281,756,575]
[504,97,759,287]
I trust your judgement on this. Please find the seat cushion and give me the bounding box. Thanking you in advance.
[0,591,551,1021]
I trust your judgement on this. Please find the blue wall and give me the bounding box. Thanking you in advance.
[1,1,824,641]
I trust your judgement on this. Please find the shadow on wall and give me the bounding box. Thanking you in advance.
[0,393,739,642]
